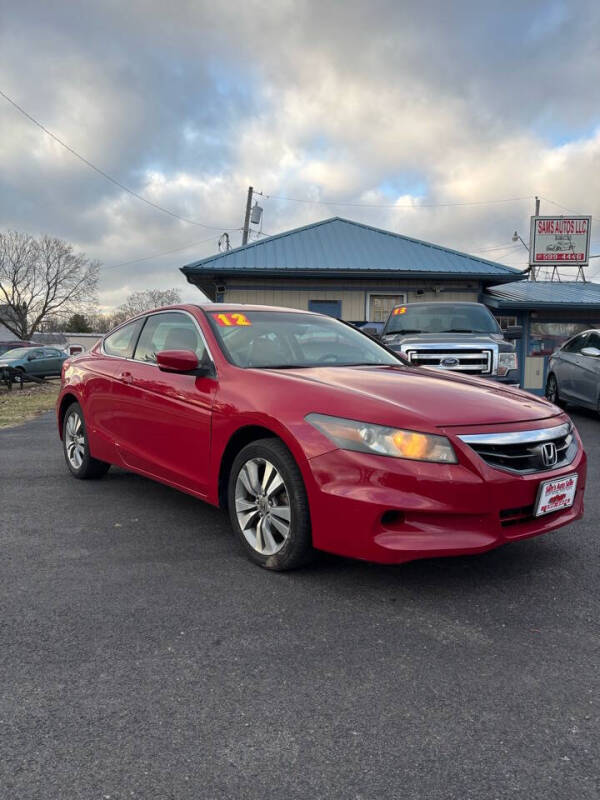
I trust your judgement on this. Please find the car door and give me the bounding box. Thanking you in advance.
[575,330,600,408]
[86,318,146,461]
[110,310,217,496]
[555,333,588,400]
[24,349,46,375]
[42,348,64,375]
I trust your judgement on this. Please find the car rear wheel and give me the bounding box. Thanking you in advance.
[62,402,110,479]
[545,373,566,408]
[228,438,314,570]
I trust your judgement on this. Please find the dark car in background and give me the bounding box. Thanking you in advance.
[546,329,600,414]
[0,345,68,378]
[0,340,34,356]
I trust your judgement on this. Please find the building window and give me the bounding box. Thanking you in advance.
[367,293,406,322]
[308,299,342,318]
[495,315,518,330]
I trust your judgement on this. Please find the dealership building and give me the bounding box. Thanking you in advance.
[181,217,522,322]
[181,216,600,394]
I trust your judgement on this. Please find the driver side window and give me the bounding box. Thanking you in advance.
[563,334,588,354]
[133,312,207,365]
[585,332,600,351]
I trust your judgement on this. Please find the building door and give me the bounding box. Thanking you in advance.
[368,294,405,322]
[308,300,342,318]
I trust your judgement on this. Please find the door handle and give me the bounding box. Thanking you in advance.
[119,371,134,384]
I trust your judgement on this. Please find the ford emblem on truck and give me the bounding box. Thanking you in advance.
[440,356,459,368]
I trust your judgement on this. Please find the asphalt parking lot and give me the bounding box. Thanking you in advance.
[1,411,599,800]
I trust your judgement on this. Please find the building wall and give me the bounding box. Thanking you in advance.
[0,321,18,341]
[222,278,481,321]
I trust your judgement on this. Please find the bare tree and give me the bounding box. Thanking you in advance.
[0,231,99,339]
[111,288,182,326]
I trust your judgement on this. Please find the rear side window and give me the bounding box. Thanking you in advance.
[103,319,144,358]
[133,312,207,364]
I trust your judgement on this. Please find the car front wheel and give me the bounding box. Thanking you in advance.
[62,402,110,479]
[545,373,566,408]
[228,438,314,570]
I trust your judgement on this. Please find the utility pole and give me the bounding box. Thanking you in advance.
[242,186,253,245]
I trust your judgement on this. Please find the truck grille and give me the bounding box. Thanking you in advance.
[404,348,492,375]
[458,423,577,475]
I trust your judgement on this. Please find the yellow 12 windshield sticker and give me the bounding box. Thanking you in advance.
[393,306,407,315]
[212,312,252,327]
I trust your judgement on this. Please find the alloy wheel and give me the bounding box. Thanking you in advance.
[65,411,86,470]
[546,375,558,404]
[234,458,291,555]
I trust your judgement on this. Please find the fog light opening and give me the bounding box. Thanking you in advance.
[381,510,405,528]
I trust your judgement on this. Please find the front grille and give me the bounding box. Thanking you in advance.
[458,423,578,475]
[405,348,492,375]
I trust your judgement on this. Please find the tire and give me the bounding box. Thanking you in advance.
[227,438,314,571]
[62,402,110,479]
[545,373,566,408]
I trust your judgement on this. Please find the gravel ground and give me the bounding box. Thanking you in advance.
[1,410,599,800]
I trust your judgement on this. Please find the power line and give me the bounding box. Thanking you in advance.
[261,192,534,209]
[102,234,219,271]
[0,88,241,231]
[539,196,597,221]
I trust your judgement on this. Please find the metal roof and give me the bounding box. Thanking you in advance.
[181,217,523,282]
[485,280,600,309]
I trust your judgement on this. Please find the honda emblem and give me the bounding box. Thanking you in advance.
[540,442,558,468]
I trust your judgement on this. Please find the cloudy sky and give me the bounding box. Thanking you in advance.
[1,0,599,309]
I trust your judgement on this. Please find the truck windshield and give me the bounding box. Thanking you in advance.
[383,304,501,335]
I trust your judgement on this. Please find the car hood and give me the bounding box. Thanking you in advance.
[381,332,505,346]
[262,365,558,428]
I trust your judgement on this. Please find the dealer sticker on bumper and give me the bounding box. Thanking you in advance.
[535,473,578,517]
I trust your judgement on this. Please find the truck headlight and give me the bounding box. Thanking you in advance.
[306,413,457,463]
[498,352,518,376]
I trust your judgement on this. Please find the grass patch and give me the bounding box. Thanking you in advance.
[0,379,60,428]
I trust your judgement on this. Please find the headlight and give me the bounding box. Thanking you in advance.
[498,352,518,376]
[306,413,457,463]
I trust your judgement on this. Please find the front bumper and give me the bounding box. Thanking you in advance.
[483,369,520,386]
[305,430,586,564]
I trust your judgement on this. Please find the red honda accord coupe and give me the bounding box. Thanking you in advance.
[57,304,586,570]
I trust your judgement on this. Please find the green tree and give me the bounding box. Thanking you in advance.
[64,313,92,332]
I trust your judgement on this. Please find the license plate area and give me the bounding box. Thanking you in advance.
[535,473,578,517]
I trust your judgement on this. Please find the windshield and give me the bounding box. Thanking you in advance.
[207,310,401,368]
[0,348,28,359]
[382,303,501,335]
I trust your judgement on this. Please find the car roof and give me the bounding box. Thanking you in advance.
[193,303,322,315]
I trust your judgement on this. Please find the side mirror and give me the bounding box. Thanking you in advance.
[504,326,523,340]
[156,349,212,376]
[27,354,35,361]
[581,346,600,358]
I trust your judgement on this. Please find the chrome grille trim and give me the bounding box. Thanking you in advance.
[405,348,492,374]
[458,423,578,475]
[458,423,570,446]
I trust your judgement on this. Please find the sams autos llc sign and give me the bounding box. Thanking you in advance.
[529,215,592,265]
